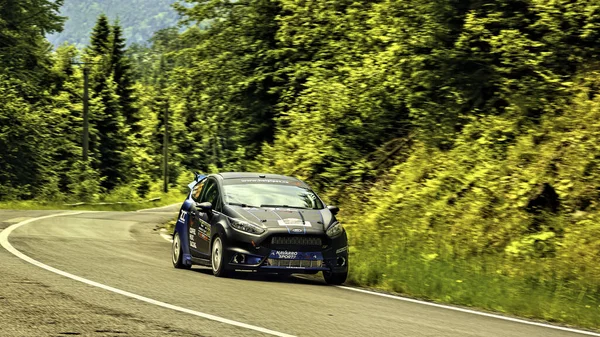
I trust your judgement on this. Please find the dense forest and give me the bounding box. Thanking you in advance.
[1,0,599,329]
[46,0,180,48]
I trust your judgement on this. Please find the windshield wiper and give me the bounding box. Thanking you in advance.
[260,204,309,209]
[227,202,259,208]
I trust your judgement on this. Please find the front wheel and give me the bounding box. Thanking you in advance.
[172,232,190,269]
[211,236,229,277]
[323,270,348,285]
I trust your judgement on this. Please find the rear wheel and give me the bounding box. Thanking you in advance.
[323,270,347,285]
[211,236,229,277]
[172,232,190,269]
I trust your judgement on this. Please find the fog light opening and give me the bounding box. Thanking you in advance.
[336,256,346,267]
[233,254,246,264]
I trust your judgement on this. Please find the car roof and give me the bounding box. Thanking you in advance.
[214,172,309,187]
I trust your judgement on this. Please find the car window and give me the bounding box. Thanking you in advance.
[214,195,223,213]
[191,179,206,202]
[222,183,324,209]
[199,179,220,207]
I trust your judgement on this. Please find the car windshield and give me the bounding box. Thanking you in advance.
[223,183,324,210]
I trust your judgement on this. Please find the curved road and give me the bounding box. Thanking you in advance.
[0,208,596,337]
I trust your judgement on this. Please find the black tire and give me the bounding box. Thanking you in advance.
[172,232,191,269]
[211,236,230,277]
[323,270,348,285]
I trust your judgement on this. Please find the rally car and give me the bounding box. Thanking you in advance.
[171,172,348,285]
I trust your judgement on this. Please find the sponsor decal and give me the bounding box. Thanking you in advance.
[178,210,187,223]
[269,251,323,260]
[290,228,304,234]
[189,234,194,242]
[277,218,311,227]
[200,233,209,241]
[336,246,348,254]
[189,227,196,235]
[190,241,197,249]
[272,251,298,259]
[240,179,289,184]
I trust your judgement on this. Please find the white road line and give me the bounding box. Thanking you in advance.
[336,286,600,336]
[0,212,295,337]
[135,211,178,215]
[136,203,180,213]
[160,229,174,243]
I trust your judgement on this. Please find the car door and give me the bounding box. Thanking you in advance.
[192,178,218,256]
[188,178,206,256]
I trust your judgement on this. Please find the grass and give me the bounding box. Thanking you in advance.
[348,248,600,331]
[163,219,177,233]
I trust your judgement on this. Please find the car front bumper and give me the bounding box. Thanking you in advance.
[222,232,349,274]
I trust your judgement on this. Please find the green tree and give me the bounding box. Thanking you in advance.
[111,20,140,134]
[48,44,87,194]
[85,15,133,190]
[0,0,64,83]
[0,0,66,200]
[89,14,111,57]
[172,0,285,168]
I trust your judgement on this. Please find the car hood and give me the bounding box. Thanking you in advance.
[225,206,332,231]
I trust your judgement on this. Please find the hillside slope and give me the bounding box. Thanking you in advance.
[47,0,179,47]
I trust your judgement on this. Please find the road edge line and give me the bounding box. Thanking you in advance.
[0,212,295,337]
[136,203,180,213]
[336,286,600,336]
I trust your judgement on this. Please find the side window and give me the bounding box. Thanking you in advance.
[214,195,223,213]
[192,179,206,202]
[199,179,220,207]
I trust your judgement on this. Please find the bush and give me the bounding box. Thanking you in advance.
[67,161,104,202]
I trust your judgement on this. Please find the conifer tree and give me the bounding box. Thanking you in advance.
[86,14,132,190]
[89,14,111,57]
[111,21,140,134]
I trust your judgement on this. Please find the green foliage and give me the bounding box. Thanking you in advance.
[68,161,104,202]
[84,16,145,190]
[0,0,64,84]
[89,14,111,56]
[0,77,47,199]
[343,79,600,328]
[111,22,140,133]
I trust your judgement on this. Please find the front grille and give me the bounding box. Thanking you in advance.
[270,236,322,246]
[266,258,324,268]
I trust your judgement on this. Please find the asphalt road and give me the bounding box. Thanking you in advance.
[0,207,596,337]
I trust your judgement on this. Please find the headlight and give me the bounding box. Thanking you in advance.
[326,221,343,238]
[230,218,265,235]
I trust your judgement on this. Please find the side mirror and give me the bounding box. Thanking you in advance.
[196,202,212,213]
[327,205,339,215]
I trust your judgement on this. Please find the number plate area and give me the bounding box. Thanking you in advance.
[266,251,324,268]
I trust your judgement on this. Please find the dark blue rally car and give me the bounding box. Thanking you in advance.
[171,172,348,285]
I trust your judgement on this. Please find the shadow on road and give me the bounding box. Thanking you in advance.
[190,267,326,286]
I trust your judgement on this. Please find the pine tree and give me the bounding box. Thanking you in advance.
[49,44,87,194]
[94,77,129,190]
[87,14,112,100]
[89,14,111,57]
[111,21,140,134]
[85,14,132,191]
